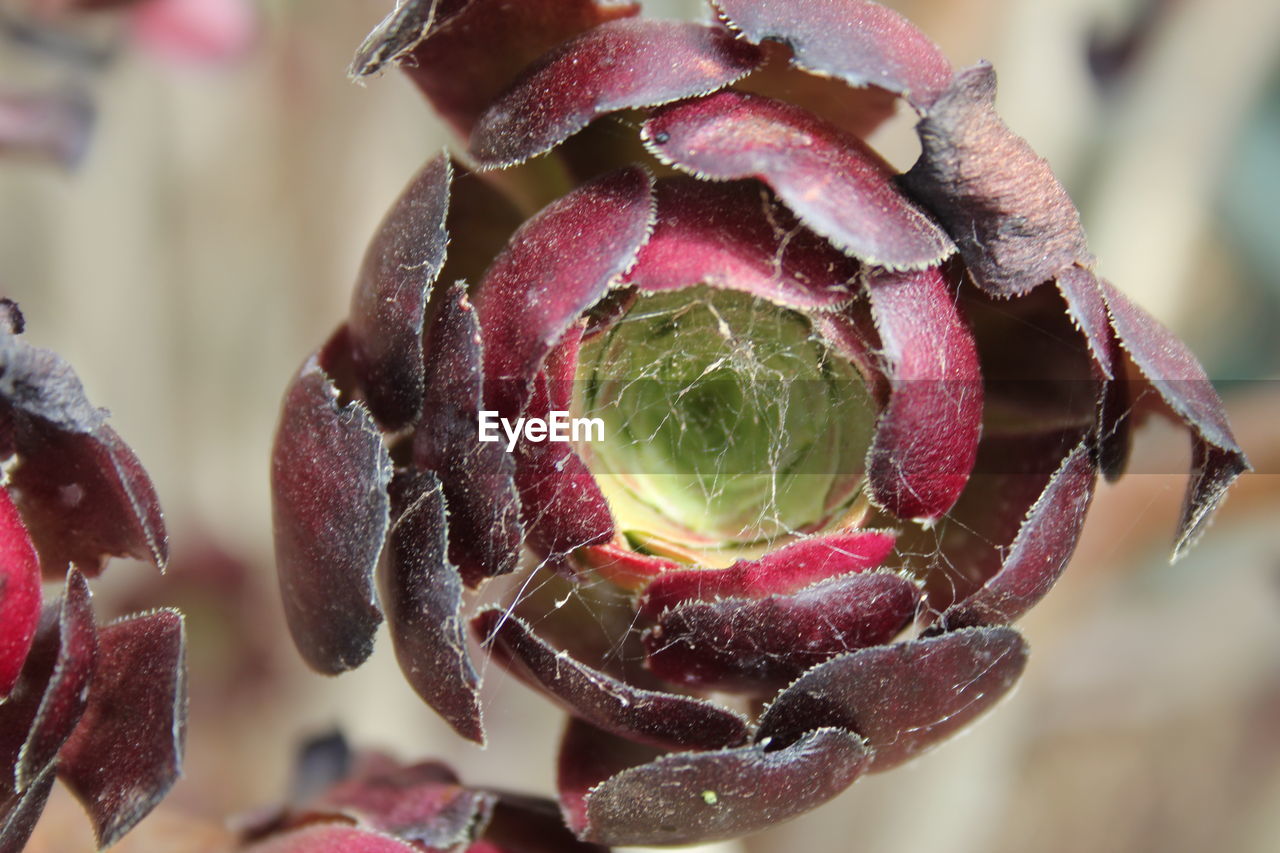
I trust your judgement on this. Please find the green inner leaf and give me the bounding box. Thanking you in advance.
[575,286,877,561]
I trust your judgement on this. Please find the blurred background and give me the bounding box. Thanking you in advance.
[2,0,1279,850]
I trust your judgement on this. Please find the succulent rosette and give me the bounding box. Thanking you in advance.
[271,0,1249,846]
[0,301,184,851]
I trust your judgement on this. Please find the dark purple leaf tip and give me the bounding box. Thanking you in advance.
[900,63,1092,296]
[57,609,187,849]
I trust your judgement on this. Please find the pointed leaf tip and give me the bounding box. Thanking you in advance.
[57,609,187,849]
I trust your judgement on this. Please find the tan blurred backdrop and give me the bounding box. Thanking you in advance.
[3,1,1279,851]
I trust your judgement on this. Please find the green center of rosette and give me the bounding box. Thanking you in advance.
[573,286,878,566]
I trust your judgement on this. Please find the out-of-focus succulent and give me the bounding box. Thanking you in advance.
[239,733,608,853]
[0,300,184,852]
[271,0,1248,845]
[22,0,256,63]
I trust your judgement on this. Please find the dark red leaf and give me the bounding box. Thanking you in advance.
[483,793,609,853]
[5,423,168,577]
[271,338,390,674]
[348,153,451,429]
[0,90,95,169]
[624,176,860,310]
[309,755,495,848]
[381,470,484,745]
[57,609,187,848]
[735,41,900,140]
[0,489,40,700]
[1098,278,1249,557]
[0,322,167,576]
[644,91,953,270]
[1056,266,1132,479]
[367,0,639,136]
[414,284,521,585]
[578,540,679,589]
[474,166,654,417]
[0,764,55,853]
[471,20,762,169]
[513,336,615,559]
[713,0,953,109]
[808,303,890,403]
[14,570,96,790]
[864,266,982,520]
[475,608,749,751]
[891,427,1088,616]
[639,530,896,618]
[243,824,421,853]
[938,437,1095,629]
[757,626,1027,771]
[560,718,870,846]
[900,64,1091,296]
[349,0,475,78]
[1,572,95,808]
[643,571,919,693]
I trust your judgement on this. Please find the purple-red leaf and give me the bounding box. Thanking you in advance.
[713,0,953,109]
[624,176,860,310]
[939,438,1095,629]
[0,571,95,803]
[475,608,749,751]
[243,824,422,853]
[414,284,522,585]
[578,540,679,590]
[900,64,1091,296]
[643,572,919,693]
[471,20,763,169]
[348,153,451,430]
[474,166,654,417]
[271,340,391,674]
[57,609,187,849]
[559,718,870,846]
[0,320,167,576]
[308,755,495,848]
[381,470,484,745]
[895,427,1088,615]
[369,0,639,136]
[735,42,899,140]
[349,0,475,78]
[513,333,616,559]
[644,91,953,270]
[15,570,96,790]
[1055,266,1132,478]
[0,764,55,853]
[5,423,168,577]
[0,489,40,700]
[484,793,610,853]
[864,266,982,520]
[757,626,1027,771]
[639,530,896,618]
[1098,278,1249,557]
